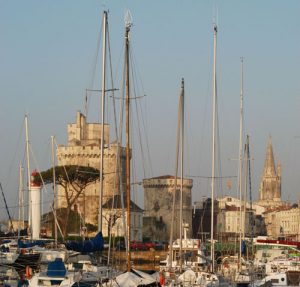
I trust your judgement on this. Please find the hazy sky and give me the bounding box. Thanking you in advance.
[1,1,300,221]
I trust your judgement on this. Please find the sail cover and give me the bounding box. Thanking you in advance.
[47,258,66,277]
[65,231,104,253]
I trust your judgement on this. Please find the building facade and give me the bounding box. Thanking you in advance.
[192,198,218,240]
[102,195,143,241]
[264,205,300,240]
[217,196,266,240]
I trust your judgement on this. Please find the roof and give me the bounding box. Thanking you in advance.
[146,175,175,179]
[102,194,143,212]
[263,205,293,214]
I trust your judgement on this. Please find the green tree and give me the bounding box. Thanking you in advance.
[34,165,99,237]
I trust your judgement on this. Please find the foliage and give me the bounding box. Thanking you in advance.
[34,165,100,237]
[34,165,99,189]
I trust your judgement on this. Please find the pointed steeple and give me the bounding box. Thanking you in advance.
[263,136,276,177]
[259,136,282,206]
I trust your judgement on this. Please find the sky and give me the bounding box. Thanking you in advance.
[0,1,300,222]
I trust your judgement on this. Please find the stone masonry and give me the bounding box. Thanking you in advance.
[143,175,193,242]
[56,111,126,226]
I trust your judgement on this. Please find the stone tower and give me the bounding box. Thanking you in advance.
[258,136,282,207]
[142,175,193,242]
[56,111,127,226]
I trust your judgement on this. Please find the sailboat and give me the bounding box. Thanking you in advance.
[159,22,232,287]
[176,22,227,287]
[159,80,209,277]
[106,11,158,287]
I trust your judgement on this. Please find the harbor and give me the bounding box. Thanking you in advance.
[1,1,300,286]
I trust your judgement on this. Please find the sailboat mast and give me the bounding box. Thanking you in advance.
[238,57,244,267]
[51,135,58,247]
[25,115,32,237]
[243,136,248,244]
[211,24,217,272]
[168,84,181,270]
[125,22,131,272]
[179,78,184,272]
[246,135,254,256]
[18,164,24,237]
[98,10,108,232]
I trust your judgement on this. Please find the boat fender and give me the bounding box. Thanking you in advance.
[160,272,165,285]
[25,265,32,279]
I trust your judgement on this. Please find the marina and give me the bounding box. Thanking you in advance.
[1,1,300,287]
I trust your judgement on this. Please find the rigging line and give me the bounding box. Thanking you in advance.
[198,198,210,242]
[11,148,27,221]
[170,85,182,269]
[28,144,50,196]
[185,92,191,179]
[110,95,145,100]
[214,72,221,191]
[128,35,146,97]
[117,32,126,250]
[130,51,146,178]
[138,94,153,177]
[106,33,124,264]
[216,96,224,197]
[111,33,125,100]
[5,118,26,219]
[189,175,237,178]
[107,144,122,267]
[85,16,103,119]
[54,139,71,187]
[131,49,153,177]
[0,182,14,231]
[129,46,153,175]
[28,144,52,222]
[198,29,214,176]
[107,22,118,140]
[247,136,254,254]
[0,199,54,210]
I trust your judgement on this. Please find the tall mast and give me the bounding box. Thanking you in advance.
[98,10,108,232]
[51,136,58,247]
[168,83,181,270]
[246,135,254,256]
[125,20,131,272]
[25,115,32,238]
[243,137,248,246]
[179,78,184,272]
[18,164,24,238]
[211,24,217,272]
[238,57,244,268]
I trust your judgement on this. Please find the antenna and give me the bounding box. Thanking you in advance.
[212,0,219,29]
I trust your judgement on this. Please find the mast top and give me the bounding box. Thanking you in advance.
[213,24,218,33]
[125,10,133,29]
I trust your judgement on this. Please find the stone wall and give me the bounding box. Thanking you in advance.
[143,176,193,241]
[56,112,127,226]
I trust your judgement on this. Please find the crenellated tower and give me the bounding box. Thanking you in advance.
[56,111,127,226]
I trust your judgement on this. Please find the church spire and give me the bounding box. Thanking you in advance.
[259,136,282,206]
[263,135,276,177]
